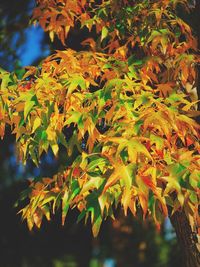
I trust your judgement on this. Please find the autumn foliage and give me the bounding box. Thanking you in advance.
[0,0,199,236]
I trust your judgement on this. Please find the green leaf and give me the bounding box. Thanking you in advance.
[150,134,164,150]
[80,176,103,194]
[24,101,35,120]
[67,76,86,94]
[92,214,102,237]
[57,131,68,148]
[101,26,109,41]
[87,157,106,172]
[65,111,82,125]
[62,190,69,225]
[77,209,87,223]
[86,193,102,237]
[41,130,47,141]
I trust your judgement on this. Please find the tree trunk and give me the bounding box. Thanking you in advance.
[170,211,200,267]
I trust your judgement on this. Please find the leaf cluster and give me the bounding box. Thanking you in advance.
[0,0,199,236]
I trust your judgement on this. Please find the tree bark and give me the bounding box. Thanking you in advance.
[170,211,200,267]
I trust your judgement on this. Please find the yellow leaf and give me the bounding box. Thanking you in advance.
[138,192,148,218]
[103,163,134,193]
[101,26,108,42]
[121,188,132,216]
[49,31,54,42]
[51,143,59,156]
[32,117,41,133]
[46,127,56,141]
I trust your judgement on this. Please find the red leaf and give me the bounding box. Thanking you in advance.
[73,167,81,177]
[155,149,164,159]
[186,136,194,147]
[141,176,156,191]
[145,141,151,151]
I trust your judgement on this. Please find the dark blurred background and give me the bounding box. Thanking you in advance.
[0,1,199,266]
